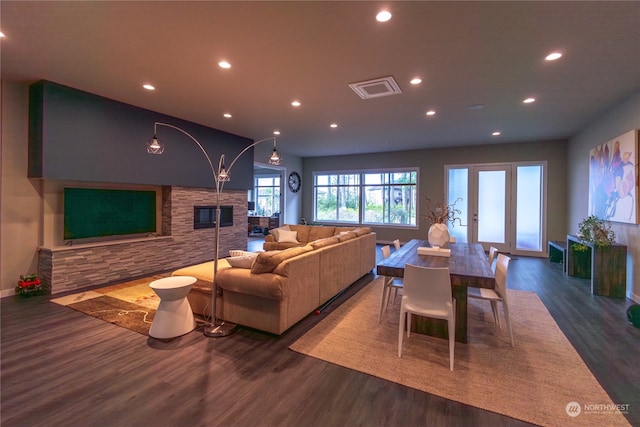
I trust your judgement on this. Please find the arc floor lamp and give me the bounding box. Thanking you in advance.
[147,122,281,337]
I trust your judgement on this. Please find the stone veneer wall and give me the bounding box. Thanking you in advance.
[38,186,248,294]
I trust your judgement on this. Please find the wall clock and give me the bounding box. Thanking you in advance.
[288,171,301,193]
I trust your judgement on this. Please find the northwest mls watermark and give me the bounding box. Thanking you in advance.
[565,401,630,417]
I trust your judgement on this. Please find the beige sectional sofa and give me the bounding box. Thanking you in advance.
[172,225,376,335]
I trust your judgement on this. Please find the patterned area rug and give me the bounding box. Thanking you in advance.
[51,275,166,336]
[290,277,630,427]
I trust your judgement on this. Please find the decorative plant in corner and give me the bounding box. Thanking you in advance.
[572,215,616,252]
[424,196,462,247]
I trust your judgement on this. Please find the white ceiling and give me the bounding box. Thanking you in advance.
[2,1,639,158]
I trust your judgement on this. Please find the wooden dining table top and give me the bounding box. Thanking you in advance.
[376,239,495,289]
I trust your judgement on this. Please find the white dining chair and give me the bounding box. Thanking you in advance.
[393,239,401,250]
[378,245,404,322]
[488,246,498,271]
[468,253,514,347]
[398,264,456,371]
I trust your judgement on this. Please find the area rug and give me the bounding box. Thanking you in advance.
[51,275,166,336]
[290,278,630,427]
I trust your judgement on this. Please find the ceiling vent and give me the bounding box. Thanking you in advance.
[348,76,402,99]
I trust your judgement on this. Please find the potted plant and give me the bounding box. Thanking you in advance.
[574,215,616,249]
[424,197,462,247]
[571,215,616,278]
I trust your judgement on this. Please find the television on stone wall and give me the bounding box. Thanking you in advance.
[64,188,157,240]
[193,205,234,229]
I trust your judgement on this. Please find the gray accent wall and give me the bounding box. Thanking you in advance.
[28,80,254,190]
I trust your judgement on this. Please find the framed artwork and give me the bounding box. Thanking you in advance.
[588,129,639,224]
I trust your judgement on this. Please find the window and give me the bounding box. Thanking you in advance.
[314,169,417,226]
[314,173,360,222]
[254,175,281,217]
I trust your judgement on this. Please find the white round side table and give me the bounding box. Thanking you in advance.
[148,276,197,339]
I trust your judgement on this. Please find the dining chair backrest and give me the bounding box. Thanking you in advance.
[393,239,401,250]
[488,246,498,266]
[494,253,510,300]
[403,264,452,312]
[382,245,391,259]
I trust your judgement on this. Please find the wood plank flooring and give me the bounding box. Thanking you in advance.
[1,242,638,427]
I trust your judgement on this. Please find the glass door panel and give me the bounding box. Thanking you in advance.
[516,165,543,251]
[476,169,507,245]
[446,162,545,255]
[447,168,469,243]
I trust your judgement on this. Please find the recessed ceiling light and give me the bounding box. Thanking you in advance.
[545,52,562,61]
[223,113,232,118]
[218,61,231,69]
[376,10,392,22]
[0,32,5,38]
[143,84,155,91]
[410,78,422,85]
[468,104,485,110]
[523,97,536,104]
[426,110,436,116]
[330,123,338,128]
[492,131,501,136]
[273,130,281,135]
[291,100,301,107]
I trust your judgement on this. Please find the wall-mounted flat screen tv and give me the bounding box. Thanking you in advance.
[64,188,157,240]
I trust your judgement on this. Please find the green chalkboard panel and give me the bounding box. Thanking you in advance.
[64,188,157,240]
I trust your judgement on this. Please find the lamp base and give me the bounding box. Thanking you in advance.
[203,319,237,337]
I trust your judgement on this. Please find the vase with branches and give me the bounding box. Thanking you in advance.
[424,197,462,247]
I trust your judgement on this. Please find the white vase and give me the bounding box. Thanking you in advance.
[428,223,450,247]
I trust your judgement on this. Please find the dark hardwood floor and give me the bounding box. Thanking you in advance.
[2,240,638,427]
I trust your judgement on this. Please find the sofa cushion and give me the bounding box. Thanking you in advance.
[334,227,356,235]
[308,226,336,241]
[172,259,231,284]
[288,225,311,243]
[310,236,340,249]
[216,268,286,300]
[277,229,298,243]
[353,227,372,236]
[336,231,357,242]
[270,225,290,242]
[250,245,314,274]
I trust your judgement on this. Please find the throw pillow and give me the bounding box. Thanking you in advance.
[277,229,298,243]
[229,249,256,258]
[270,225,291,242]
[227,256,256,269]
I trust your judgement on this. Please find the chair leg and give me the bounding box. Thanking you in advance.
[391,287,398,305]
[450,298,456,371]
[448,317,455,371]
[378,278,392,323]
[490,300,501,328]
[406,312,412,337]
[503,302,514,347]
[398,310,406,357]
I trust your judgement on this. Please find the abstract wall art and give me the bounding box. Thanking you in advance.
[588,129,639,224]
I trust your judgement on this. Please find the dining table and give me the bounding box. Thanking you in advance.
[376,239,495,343]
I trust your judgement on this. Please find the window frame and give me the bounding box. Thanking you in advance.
[313,167,419,228]
[253,174,281,217]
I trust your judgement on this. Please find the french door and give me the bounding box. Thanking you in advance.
[445,162,546,255]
